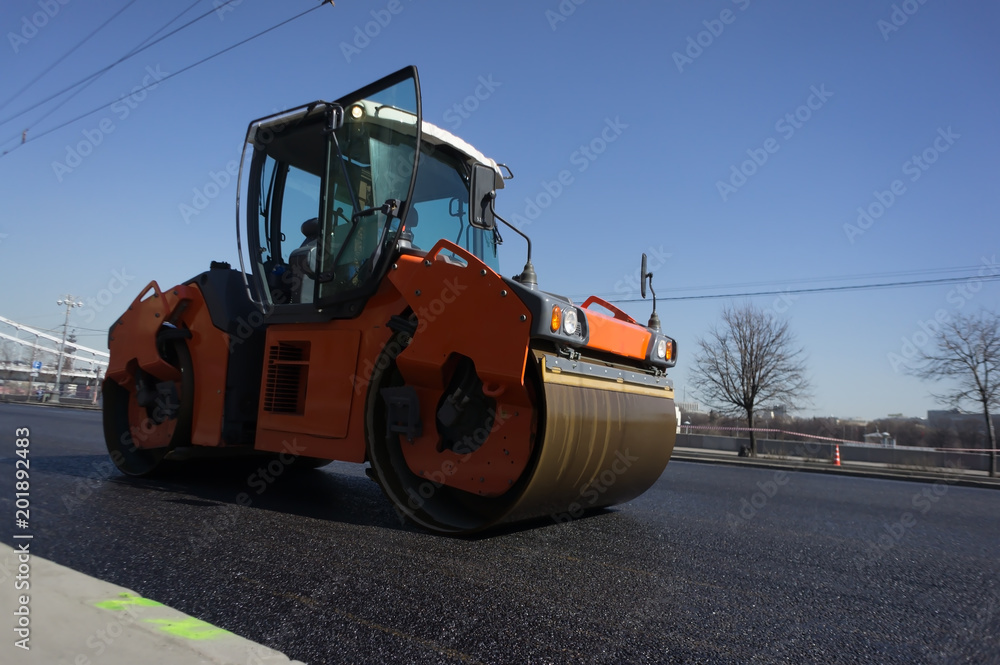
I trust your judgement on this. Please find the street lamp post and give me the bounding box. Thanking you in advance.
[26,333,38,400]
[91,366,102,405]
[52,295,83,404]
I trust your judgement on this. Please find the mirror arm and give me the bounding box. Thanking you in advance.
[491,195,537,288]
[645,275,661,332]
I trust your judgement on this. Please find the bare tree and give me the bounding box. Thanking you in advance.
[691,303,811,457]
[908,309,999,477]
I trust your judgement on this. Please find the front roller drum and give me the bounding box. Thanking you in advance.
[102,339,194,476]
[367,347,676,534]
[501,366,677,525]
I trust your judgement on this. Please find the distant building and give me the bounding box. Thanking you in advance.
[927,409,1000,432]
[863,432,895,447]
[676,401,703,415]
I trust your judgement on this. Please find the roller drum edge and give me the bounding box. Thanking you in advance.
[497,364,677,528]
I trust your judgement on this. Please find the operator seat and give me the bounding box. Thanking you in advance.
[288,217,319,304]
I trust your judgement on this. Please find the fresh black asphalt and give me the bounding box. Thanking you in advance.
[1,403,998,664]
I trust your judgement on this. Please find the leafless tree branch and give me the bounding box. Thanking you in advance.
[691,302,811,456]
[907,309,1000,476]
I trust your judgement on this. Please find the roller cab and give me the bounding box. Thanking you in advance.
[103,66,678,534]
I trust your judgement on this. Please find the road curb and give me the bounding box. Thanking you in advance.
[0,543,306,664]
[669,449,1000,490]
[0,399,99,411]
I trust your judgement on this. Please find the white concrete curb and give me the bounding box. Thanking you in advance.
[0,543,306,664]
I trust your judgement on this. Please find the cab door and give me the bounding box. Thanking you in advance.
[239,67,423,456]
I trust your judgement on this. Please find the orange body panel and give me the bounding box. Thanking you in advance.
[252,281,403,462]
[583,309,652,360]
[386,241,536,496]
[256,327,360,437]
[182,287,230,447]
[388,242,532,389]
[107,282,193,385]
[107,281,229,448]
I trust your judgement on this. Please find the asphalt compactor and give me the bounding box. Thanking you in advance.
[103,67,678,534]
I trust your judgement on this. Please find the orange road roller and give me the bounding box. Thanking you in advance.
[102,66,678,534]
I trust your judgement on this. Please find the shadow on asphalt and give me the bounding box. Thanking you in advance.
[90,455,609,539]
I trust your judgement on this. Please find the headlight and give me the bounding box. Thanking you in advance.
[563,308,578,335]
[655,338,667,359]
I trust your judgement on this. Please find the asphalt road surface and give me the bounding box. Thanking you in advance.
[1,403,998,664]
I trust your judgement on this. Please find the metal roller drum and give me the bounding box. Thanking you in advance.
[369,350,677,534]
[500,354,677,525]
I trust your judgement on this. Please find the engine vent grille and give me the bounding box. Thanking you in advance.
[263,341,309,414]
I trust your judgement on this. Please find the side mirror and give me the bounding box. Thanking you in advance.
[469,163,496,230]
[640,253,648,299]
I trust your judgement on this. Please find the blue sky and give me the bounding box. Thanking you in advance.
[1,0,997,421]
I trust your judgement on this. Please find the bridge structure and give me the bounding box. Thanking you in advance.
[0,314,109,401]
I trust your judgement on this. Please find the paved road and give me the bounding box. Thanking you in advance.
[1,403,998,664]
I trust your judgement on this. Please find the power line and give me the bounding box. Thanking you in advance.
[569,263,998,302]
[2,2,327,155]
[665,264,988,295]
[0,0,141,113]
[0,0,205,152]
[0,0,244,132]
[606,273,1000,303]
[571,263,996,303]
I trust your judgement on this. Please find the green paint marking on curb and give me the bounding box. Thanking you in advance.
[95,592,165,611]
[143,617,234,640]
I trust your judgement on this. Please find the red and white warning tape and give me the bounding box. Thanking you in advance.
[681,425,998,453]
